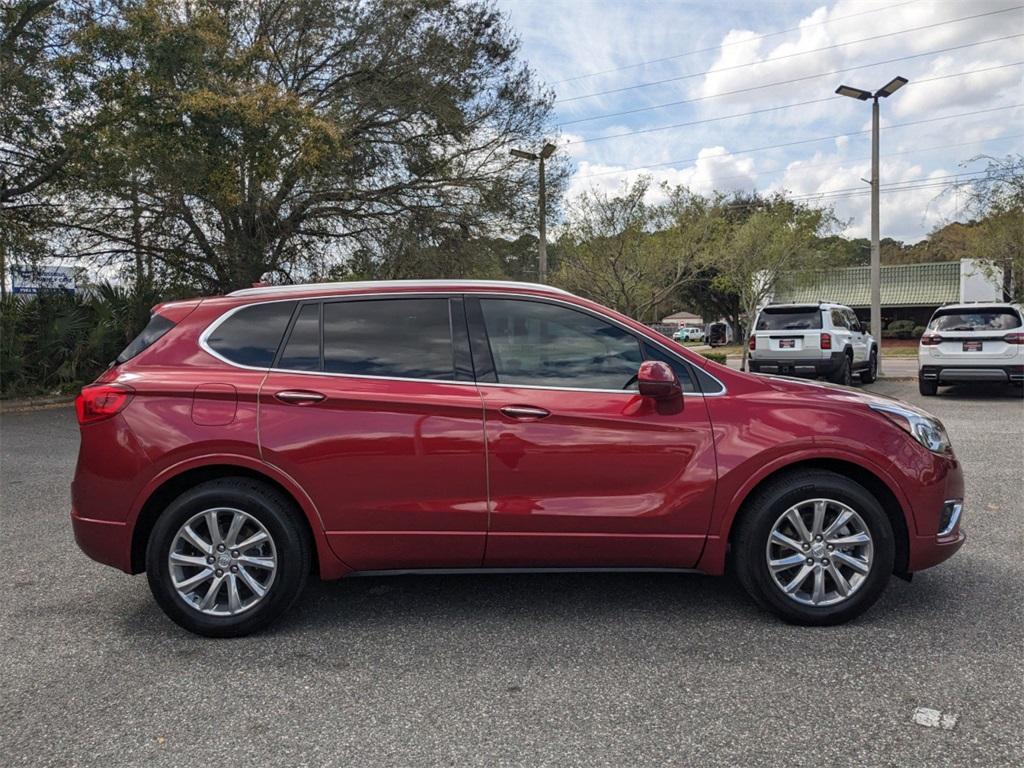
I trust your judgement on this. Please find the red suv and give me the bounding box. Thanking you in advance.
[72,280,965,636]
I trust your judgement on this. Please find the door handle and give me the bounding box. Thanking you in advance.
[500,405,550,420]
[275,390,326,405]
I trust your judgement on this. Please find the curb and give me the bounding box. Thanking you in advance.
[0,395,76,413]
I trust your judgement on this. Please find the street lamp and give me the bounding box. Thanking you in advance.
[511,141,557,283]
[835,76,907,375]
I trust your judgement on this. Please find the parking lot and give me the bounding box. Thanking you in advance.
[1,379,1022,767]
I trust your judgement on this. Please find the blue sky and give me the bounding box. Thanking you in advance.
[496,0,1024,242]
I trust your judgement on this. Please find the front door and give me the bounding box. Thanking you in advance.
[468,297,717,568]
[259,296,488,570]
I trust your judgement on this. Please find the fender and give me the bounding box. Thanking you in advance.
[124,453,351,580]
[696,444,913,575]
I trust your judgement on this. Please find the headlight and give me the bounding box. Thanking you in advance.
[870,402,951,454]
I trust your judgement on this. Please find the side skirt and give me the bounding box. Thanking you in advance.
[345,566,705,578]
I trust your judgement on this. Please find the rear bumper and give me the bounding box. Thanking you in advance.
[749,352,843,377]
[71,505,132,573]
[920,364,1024,384]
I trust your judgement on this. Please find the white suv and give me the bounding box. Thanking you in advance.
[918,302,1024,395]
[748,303,877,385]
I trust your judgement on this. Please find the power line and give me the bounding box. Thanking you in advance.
[551,0,922,85]
[636,133,1024,192]
[576,103,1024,179]
[564,62,1024,147]
[558,33,1024,127]
[557,5,1022,103]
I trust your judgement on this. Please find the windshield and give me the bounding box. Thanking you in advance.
[928,309,1021,332]
[756,308,822,331]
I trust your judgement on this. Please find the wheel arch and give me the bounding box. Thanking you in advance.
[722,458,909,576]
[128,459,349,579]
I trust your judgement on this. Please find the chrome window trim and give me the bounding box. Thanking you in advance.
[198,291,728,397]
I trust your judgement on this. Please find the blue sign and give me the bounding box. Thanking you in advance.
[10,266,76,295]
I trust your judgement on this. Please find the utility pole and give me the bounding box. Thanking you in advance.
[835,76,907,376]
[511,142,556,283]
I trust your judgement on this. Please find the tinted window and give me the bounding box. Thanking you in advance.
[757,307,823,331]
[830,309,849,329]
[323,298,453,379]
[929,308,1022,331]
[845,310,861,330]
[206,301,295,367]
[642,343,695,393]
[116,313,175,364]
[278,303,320,371]
[480,299,642,390]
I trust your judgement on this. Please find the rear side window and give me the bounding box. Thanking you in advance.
[116,313,175,364]
[206,301,296,367]
[929,308,1022,331]
[278,303,320,371]
[322,298,454,380]
[756,307,823,331]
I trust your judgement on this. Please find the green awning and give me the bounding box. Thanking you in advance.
[773,261,960,307]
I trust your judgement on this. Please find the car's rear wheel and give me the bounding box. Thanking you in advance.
[919,375,938,396]
[860,349,878,384]
[146,478,310,637]
[734,470,894,626]
[830,354,852,386]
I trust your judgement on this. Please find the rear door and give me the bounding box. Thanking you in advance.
[925,306,1024,364]
[469,296,717,568]
[258,295,488,570]
[755,306,823,360]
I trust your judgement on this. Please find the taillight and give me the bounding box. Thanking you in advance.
[920,333,943,346]
[75,384,134,424]
[1003,332,1024,344]
[820,333,832,350]
[748,335,756,350]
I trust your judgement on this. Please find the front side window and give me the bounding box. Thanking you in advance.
[830,309,849,329]
[929,308,1022,332]
[479,298,642,390]
[323,298,454,380]
[206,301,296,367]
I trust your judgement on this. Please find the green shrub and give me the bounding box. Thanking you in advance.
[701,351,727,364]
[912,325,926,338]
[885,319,916,339]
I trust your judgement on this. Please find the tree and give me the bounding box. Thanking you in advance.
[70,0,561,292]
[713,195,839,369]
[554,178,724,322]
[0,0,100,295]
[963,154,1023,300]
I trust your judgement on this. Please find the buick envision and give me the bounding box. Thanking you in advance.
[72,280,964,636]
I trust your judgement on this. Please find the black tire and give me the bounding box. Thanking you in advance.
[146,477,310,637]
[830,354,852,386]
[860,349,878,384]
[733,470,895,626]
[919,375,938,396]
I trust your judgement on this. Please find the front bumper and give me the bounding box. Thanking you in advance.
[749,351,844,377]
[920,364,1024,384]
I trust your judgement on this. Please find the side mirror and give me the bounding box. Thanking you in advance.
[637,360,682,401]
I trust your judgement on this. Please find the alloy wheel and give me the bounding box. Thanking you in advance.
[765,498,874,607]
[168,507,278,616]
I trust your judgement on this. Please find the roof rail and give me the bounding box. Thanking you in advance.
[227,279,573,298]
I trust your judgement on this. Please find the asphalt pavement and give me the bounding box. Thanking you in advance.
[1,380,1022,767]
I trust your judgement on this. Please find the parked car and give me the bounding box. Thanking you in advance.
[918,302,1024,396]
[672,326,705,343]
[73,280,963,636]
[706,322,732,347]
[748,302,877,385]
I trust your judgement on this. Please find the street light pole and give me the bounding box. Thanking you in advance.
[835,76,907,376]
[511,142,556,283]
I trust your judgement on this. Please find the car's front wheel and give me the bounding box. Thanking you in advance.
[734,470,895,625]
[860,349,878,384]
[146,478,310,637]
